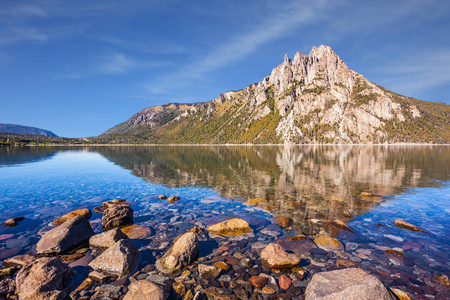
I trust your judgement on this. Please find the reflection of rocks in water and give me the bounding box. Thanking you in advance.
[93,145,450,236]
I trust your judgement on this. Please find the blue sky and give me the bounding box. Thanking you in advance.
[1,0,449,137]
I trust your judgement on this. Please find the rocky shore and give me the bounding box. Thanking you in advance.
[0,196,449,300]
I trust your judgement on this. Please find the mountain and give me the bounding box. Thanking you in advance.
[101,45,450,144]
[0,123,57,137]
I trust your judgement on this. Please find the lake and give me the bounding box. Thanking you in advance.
[0,145,449,298]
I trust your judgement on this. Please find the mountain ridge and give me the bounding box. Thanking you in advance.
[0,123,57,137]
[100,45,450,144]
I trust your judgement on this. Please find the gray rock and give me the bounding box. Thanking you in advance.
[101,204,134,231]
[305,268,395,300]
[0,278,15,295]
[15,257,75,300]
[123,279,166,300]
[36,216,94,254]
[89,228,129,250]
[89,239,138,275]
[156,232,199,274]
[91,284,121,299]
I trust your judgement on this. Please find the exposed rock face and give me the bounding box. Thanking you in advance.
[261,243,300,268]
[305,268,394,300]
[88,239,138,275]
[101,45,450,144]
[101,205,134,231]
[36,216,94,254]
[123,279,166,300]
[89,228,129,250]
[52,208,92,226]
[156,232,199,274]
[15,257,75,300]
[206,218,251,236]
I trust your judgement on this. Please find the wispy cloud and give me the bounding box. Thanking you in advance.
[374,49,450,94]
[143,0,330,95]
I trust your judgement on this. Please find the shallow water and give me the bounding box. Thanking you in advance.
[0,145,449,298]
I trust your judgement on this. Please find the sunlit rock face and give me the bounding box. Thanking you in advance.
[94,145,449,236]
[100,45,450,144]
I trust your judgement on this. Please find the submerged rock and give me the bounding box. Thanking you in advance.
[261,243,300,268]
[305,268,394,300]
[394,218,429,233]
[167,196,181,203]
[1,217,24,227]
[206,218,251,236]
[123,279,166,300]
[156,232,199,274]
[15,257,75,300]
[313,233,344,252]
[88,239,138,275]
[198,264,221,279]
[121,224,153,239]
[52,208,92,226]
[274,216,293,228]
[89,228,129,250]
[101,204,134,231]
[158,195,167,200]
[36,216,94,254]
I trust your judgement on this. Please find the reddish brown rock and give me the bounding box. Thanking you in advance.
[261,243,300,268]
[1,217,24,227]
[15,257,75,300]
[121,224,153,239]
[36,216,94,254]
[101,205,134,231]
[394,219,429,234]
[52,208,92,226]
[279,274,292,290]
[305,268,395,300]
[123,279,166,300]
[249,276,268,288]
[274,217,293,228]
[88,239,138,275]
[89,228,129,250]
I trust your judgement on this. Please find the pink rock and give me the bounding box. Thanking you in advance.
[279,274,292,290]
[0,234,14,241]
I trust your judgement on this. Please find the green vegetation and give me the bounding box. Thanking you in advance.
[350,78,379,106]
[0,133,89,146]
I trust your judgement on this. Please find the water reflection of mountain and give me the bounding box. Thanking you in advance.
[0,146,60,166]
[92,145,450,235]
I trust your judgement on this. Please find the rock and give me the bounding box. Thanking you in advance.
[52,208,92,226]
[0,278,15,296]
[249,276,268,288]
[91,284,121,299]
[359,192,380,197]
[336,258,357,268]
[261,243,300,268]
[332,219,354,233]
[1,216,24,227]
[0,233,14,240]
[262,286,276,294]
[274,217,293,228]
[239,258,253,268]
[390,288,411,300]
[173,282,186,296]
[89,239,138,275]
[101,204,134,231]
[88,270,111,284]
[394,219,429,233]
[15,257,75,300]
[343,211,354,218]
[279,275,292,290]
[0,267,18,276]
[305,268,394,300]
[158,195,167,200]
[156,232,199,274]
[198,264,221,279]
[121,224,153,239]
[276,237,317,257]
[244,198,268,206]
[214,261,230,271]
[167,196,181,203]
[89,228,129,250]
[36,215,95,254]
[123,279,166,300]
[3,254,39,268]
[206,218,251,236]
[313,233,344,252]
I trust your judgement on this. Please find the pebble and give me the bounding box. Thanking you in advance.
[383,234,404,242]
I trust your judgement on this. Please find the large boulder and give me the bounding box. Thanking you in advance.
[123,279,166,300]
[101,205,134,231]
[15,257,75,300]
[305,268,395,300]
[36,216,95,254]
[52,208,92,226]
[261,243,300,268]
[156,232,199,274]
[88,239,138,275]
[89,228,128,250]
[206,218,251,236]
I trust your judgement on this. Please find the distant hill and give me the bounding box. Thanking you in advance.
[101,45,450,144]
[0,123,57,137]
